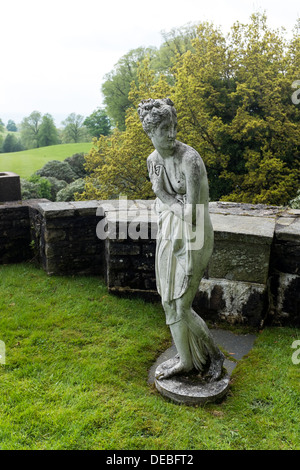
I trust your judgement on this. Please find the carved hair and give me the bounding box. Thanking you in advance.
[137,98,177,136]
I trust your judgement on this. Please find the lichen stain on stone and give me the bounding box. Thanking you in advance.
[199,278,265,324]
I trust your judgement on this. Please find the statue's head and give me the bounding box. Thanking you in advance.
[137,98,177,138]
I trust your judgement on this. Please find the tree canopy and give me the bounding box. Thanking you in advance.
[20,111,42,149]
[6,120,17,132]
[38,114,59,147]
[2,133,23,153]
[0,120,4,150]
[80,13,300,206]
[20,111,59,149]
[61,113,86,143]
[83,108,111,138]
[101,47,157,130]
[101,26,198,131]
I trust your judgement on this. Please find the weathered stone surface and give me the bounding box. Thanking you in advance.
[269,273,300,326]
[268,209,300,324]
[0,199,299,327]
[101,200,298,326]
[194,278,267,327]
[149,329,257,383]
[29,201,106,276]
[105,235,157,292]
[208,213,275,284]
[155,356,230,405]
[271,241,300,275]
[0,201,31,262]
[209,201,284,217]
[0,172,21,202]
[208,240,270,284]
[275,215,300,242]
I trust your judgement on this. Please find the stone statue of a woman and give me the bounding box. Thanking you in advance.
[138,98,224,382]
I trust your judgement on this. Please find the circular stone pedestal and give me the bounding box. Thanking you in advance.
[154,356,230,406]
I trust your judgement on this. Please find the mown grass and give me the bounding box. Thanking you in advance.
[0,263,299,450]
[0,143,93,178]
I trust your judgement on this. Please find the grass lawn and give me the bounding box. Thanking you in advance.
[0,263,299,450]
[0,143,93,179]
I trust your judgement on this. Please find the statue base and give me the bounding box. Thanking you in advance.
[154,356,230,406]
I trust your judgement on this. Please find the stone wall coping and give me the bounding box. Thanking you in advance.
[210,213,276,242]
[275,217,300,242]
[208,201,285,217]
[0,199,49,211]
[0,172,20,178]
[8,199,298,244]
[37,200,156,219]
[33,199,300,244]
[37,200,104,218]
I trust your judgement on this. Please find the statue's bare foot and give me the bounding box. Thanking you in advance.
[155,358,193,380]
[206,350,225,382]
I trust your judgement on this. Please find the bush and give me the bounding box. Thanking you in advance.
[44,177,68,201]
[21,179,40,200]
[64,153,88,178]
[35,160,78,183]
[56,179,86,202]
[289,191,300,209]
[21,175,52,200]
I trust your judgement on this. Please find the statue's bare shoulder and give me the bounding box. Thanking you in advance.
[178,142,204,175]
[147,150,159,167]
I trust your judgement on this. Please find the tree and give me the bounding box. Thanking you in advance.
[153,23,198,75]
[81,13,300,206]
[83,108,111,138]
[101,26,198,130]
[79,58,171,200]
[6,120,17,132]
[38,114,59,147]
[61,113,86,143]
[171,14,300,204]
[101,47,157,130]
[20,111,42,148]
[2,133,23,152]
[0,119,4,151]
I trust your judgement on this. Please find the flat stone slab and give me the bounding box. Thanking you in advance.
[275,216,300,242]
[210,213,276,243]
[209,201,284,218]
[154,356,230,405]
[149,328,256,404]
[149,328,256,384]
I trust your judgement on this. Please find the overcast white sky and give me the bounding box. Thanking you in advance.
[0,0,299,126]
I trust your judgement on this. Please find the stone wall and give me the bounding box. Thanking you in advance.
[0,198,299,328]
[0,200,47,263]
[32,201,105,276]
[269,209,300,325]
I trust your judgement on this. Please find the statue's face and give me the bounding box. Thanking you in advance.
[150,114,177,152]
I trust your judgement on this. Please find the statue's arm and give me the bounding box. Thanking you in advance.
[148,151,201,223]
[184,153,201,225]
[148,155,184,219]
